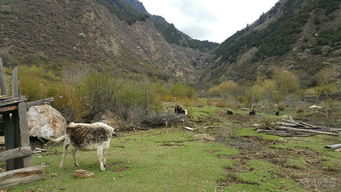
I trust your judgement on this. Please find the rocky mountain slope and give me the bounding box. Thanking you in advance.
[201,0,341,87]
[120,0,218,51]
[0,0,213,82]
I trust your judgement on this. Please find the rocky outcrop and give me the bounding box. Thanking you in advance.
[0,0,207,82]
[27,105,66,139]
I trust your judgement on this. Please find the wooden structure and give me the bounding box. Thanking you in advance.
[0,57,43,189]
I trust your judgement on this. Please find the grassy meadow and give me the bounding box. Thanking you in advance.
[5,102,340,192]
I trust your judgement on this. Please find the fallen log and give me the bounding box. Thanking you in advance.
[280,119,341,130]
[280,119,319,129]
[276,122,299,127]
[277,126,339,136]
[0,165,44,189]
[257,129,317,137]
[325,144,341,149]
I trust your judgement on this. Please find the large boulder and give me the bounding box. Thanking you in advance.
[28,105,66,139]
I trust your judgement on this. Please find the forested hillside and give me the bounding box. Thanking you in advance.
[201,0,340,88]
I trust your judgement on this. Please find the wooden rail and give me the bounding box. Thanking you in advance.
[0,146,32,161]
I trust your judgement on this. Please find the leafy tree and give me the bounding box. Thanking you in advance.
[208,81,240,98]
[170,83,197,98]
[272,69,300,95]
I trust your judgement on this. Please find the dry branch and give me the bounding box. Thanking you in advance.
[259,118,340,137]
[276,126,339,136]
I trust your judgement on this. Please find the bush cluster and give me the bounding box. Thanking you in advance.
[18,66,197,124]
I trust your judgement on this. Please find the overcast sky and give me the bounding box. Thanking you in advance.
[139,0,279,43]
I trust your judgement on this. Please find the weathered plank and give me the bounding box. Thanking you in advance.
[0,57,7,96]
[0,165,44,189]
[277,126,339,136]
[12,67,19,97]
[0,97,26,108]
[26,97,54,108]
[0,146,32,161]
[18,102,31,167]
[0,105,17,113]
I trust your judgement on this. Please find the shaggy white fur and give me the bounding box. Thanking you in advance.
[51,122,115,171]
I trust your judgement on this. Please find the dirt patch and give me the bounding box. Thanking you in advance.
[217,154,233,159]
[107,161,130,172]
[208,150,220,154]
[157,142,185,147]
[194,134,216,142]
[297,177,338,192]
[14,170,43,177]
[112,167,130,172]
[107,161,125,168]
[225,114,253,124]
[228,136,282,150]
[217,175,259,186]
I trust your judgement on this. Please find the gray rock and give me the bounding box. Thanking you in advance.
[28,105,66,139]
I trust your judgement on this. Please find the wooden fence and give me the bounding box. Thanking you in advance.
[0,57,43,189]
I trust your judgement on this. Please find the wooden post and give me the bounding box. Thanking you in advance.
[12,67,19,97]
[3,113,15,170]
[18,102,31,167]
[0,57,7,96]
[12,110,24,169]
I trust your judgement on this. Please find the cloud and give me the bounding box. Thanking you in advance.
[172,0,218,22]
[140,0,279,42]
[180,24,213,40]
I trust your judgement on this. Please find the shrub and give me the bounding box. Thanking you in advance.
[208,80,242,98]
[170,83,197,98]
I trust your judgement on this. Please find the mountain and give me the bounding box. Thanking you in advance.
[0,0,213,82]
[200,0,341,87]
[99,0,218,52]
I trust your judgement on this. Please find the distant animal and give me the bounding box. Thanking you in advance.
[49,122,116,171]
[275,111,280,116]
[175,105,187,115]
[226,110,234,115]
[249,110,256,115]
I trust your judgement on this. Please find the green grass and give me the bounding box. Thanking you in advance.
[188,106,221,118]
[234,160,277,184]
[7,102,341,192]
[234,126,283,141]
[225,178,307,192]
[284,157,307,169]
[11,129,237,192]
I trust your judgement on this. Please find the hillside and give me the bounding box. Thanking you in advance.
[200,0,341,87]
[101,0,219,52]
[0,0,212,82]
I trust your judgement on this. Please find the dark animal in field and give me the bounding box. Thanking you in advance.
[275,111,280,116]
[49,122,115,171]
[249,110,256,115]
[175,105,187,115]
[226,110,234,115]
